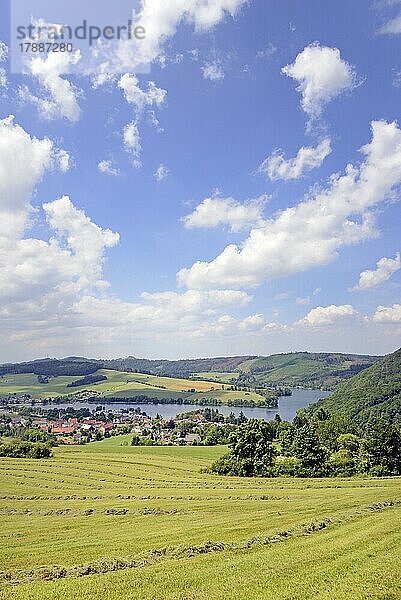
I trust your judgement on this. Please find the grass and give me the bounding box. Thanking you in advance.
[0,438,400,598]
[0,370,267,404]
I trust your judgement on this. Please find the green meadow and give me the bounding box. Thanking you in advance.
[0,437,400,599]
[0,369,266,404]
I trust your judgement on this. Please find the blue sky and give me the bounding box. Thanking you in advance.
[0,0,400,361]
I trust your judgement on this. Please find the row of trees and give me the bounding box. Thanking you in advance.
[0,440,52,458]
[209,412,401,478]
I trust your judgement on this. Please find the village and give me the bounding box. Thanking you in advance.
[0,403,245,447]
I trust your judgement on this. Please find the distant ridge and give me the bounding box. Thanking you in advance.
[0,351,381,390]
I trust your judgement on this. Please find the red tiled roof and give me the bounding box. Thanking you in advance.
[52,426,76,434]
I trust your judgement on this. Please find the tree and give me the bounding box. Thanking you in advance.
[337,433,360,454]
[314,414,359,452]
[229,419,276,476]
[291,423,328,476]
[0,440,52,459]
[237,411,247,425]
[363,420,401,476]
[278,422,296,456]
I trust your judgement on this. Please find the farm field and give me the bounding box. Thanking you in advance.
[191,372,239,383]
[0,437,400,599]
[0,370,267,404]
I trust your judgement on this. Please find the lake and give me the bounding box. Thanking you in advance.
[48,388,331,422]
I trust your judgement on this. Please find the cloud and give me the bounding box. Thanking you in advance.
[183,195,267,233]
[393,69,401,87]
[1,198,119,307]
[55,149,72,173]
[154,164,169,181]
[256,43,277,60]
[259,138,331,181]
[178,120,401,290]
[0,41,7,62]
[92,0,247,84]
[238,313,267,331]
[117,75,166,158]
[298,304,358,327]
[118,73,167,113]
[296,296,311,306]
[379,13,401,33]
[274,292,291,301]
[0,69,6,90]
[0,115,62,241]
[373,303,401,322]
[202,60,225,81]
[141,289,251,314]
[0,118,119,304]
[93,3,245,158]
[43,196,120,289]
[350,253,401,291]
[20,51,82,122]
[0,118,260,360]
[282,43,360,122]
[0,41,8,90]
[98,160,120,176]
[123,121,142,167]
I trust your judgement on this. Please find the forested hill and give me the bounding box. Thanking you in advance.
[101,355,256,376]
[227,352,379,390]
[308,348,401,424]
[0,352,380,390]
[101,352,379,388]
[0,358,101,377]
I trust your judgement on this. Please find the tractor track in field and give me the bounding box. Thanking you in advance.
[1,499,399,587]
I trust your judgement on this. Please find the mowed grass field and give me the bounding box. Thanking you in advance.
[0,437,400,599]
[0,370,266,403]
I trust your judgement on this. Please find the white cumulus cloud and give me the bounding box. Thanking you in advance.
[350,253,401,291]
[20,51,82,122]
[259,137,332,181]
[373,303,401,322]
[178,120,401,290]
[282,43,360,122]
[43,196,120,289]
[183,195,267,233]
[92,0,247,84]
[118,73,167,113]
[298,304,358,327]
[238,313,267,331]
[0,115,62,241]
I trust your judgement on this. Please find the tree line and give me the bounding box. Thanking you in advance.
[208,410,401,478]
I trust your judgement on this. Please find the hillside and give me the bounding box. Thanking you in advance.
[0,369,273,407]
[308,348,401,424]
[234,352,380,390]
[0,440,400,599]
[102,356,257,377]
[0,352,380,391]
[103,353,379,388]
